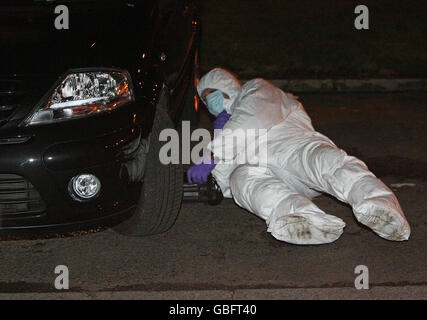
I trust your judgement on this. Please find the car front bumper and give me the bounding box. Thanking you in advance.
[0,102,154,232]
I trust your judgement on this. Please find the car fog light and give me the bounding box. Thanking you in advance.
[69,174,101,200]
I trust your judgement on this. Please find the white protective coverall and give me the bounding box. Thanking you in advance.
[197,68,411,245]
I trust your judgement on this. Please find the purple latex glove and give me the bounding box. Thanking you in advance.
[213,110,231,130]
[187,111,230,184]
[187,157,216,184]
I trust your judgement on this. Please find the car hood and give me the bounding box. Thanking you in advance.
[0,1,154,75]
[0,0,155,127]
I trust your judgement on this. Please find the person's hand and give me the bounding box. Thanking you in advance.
[187,159,216,184]
[213,110,231,130]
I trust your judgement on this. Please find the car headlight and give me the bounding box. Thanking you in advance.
[24,68,134,125]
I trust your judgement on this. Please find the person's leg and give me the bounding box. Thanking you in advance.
[272,135,411,241]
[229,165,346,245]
[328,153,410,241]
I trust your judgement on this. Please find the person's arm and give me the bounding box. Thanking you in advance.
[213,110,231,131]
[187,110,231,184]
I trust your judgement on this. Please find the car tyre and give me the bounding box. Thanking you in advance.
[114,88,183,236]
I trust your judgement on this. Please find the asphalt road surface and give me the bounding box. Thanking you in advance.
[0,93,426,300]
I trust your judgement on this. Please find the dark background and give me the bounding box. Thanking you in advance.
[198,0,426,78]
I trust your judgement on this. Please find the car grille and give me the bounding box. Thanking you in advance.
[0,174,46,220]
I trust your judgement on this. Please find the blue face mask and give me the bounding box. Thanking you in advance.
[205,90,224,117]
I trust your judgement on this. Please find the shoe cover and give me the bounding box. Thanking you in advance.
[268,212,346,245]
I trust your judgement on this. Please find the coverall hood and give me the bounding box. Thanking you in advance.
[197,68,241,114]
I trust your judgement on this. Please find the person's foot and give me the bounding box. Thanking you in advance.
[268,212,346,245]
[354,203,411,241]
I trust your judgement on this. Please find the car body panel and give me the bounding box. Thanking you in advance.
[0,0,200,232]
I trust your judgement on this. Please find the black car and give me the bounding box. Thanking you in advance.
[0,0,201,236]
